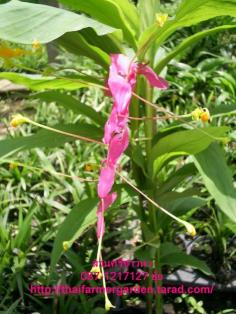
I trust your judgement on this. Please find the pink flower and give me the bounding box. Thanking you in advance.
[138,63,169,89]
[96,192,117,238]
[96,54,169,239]
[108,54,137,114]
[107,127,129,166]
[97,163,116,198]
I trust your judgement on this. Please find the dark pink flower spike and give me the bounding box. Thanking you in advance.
[97,163,116,198]
[96,53,169,244]
[96,192,117,238]
[138,64,169,89]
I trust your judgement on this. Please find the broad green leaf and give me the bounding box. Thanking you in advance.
[157,163,197,195]
[155,25,236,73]
[137,0,160,31]
[157,195,207,229]
[175,0,236,26]
[58,0,139,48]
[131,143,148,176]
[0,123,102,158]
[32,91,106,126]
[50,198,97,270]
[57,32,110,69]
[139,0,236,57]
[79,28,123,55]
[0,72,103,91]
[0,0,115,44]
[193,142,236,223]
[150,126,229,176]
[160,242,212,275]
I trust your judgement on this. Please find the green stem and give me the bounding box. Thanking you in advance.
[25,118,104,145]
[143,82,161,314]
[130,80,153,313]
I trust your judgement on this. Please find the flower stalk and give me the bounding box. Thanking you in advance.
[10,114,103,145]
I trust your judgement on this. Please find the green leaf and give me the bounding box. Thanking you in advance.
[32,91,106,126]
[193,143,236,223]
[57,32,110,69]
[58,0,139,48]
[137,0,160,31]
[157,163,197,195]
[0,0,115,44]
[79,28,123,55]
[13,208,36,249]
[160,242,212,276]
[139,0,236,57]
[50,198,97,270]
[150,126,229,176]
[155,25,236,73]
[0,298,21,314]
[0,72,101,91]
[174,0,236,26]
[157,195,207,229]
[131,143,148,176]
[0,123,102,158]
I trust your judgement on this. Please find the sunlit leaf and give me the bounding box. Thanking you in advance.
[155,25,236,73]
[58,0,139,47]
[0,72,102,91]
[0,0,115,44]
[139,0,236,56]
[150,126,229,176]
[0,123,102,158]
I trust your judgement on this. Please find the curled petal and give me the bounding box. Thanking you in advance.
[110,54,131,77]
[108,74,132,114]
[96,193,117,238]
[138,64,168,89]
[107,127,129,165]
[103,106,118,144]
[97,164,116,198]
[97,192,117,214]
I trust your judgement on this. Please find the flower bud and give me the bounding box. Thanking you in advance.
[10,114,28,127]
[62,241,71,251]
[200,108,210,123]
[183,222,196,237]
[191,108,202,121]
[90,266,102,279]
[32,39,41,50]
[105,296,115,311]
[156,13,168,27]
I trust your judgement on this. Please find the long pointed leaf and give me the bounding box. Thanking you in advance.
[193,143,236,223]
[0,123,102,158]
[50,198,97,270]
[155,25,236,73]
[32,91,106,126]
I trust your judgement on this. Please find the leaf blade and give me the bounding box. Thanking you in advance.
[193,142,236,223]
[0,0,115,44]
[50,198,98,270]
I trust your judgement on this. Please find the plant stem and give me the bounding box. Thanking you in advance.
[143,82,161,314]
[28,119,104,145]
